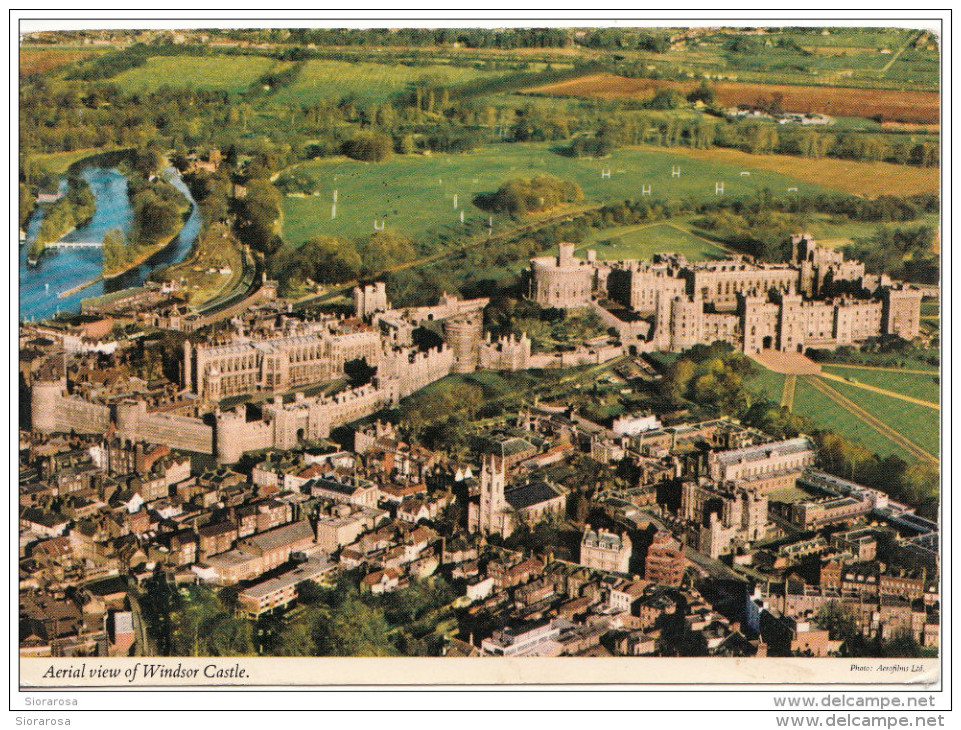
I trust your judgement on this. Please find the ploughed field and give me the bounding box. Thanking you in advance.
[524,72,940,124]
[20,47,107,77]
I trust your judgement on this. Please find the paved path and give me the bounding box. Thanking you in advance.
[801,375,937,466]
[780,373,797,410]
[751,349,822,375]
[819,371,938,410]
[823,362,938,376]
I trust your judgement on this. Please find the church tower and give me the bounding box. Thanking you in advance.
[469,454,512,537]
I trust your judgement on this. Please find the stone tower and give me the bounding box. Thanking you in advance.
[353,282,389,319]
[470,454,512,537]
[881,286,923,341]
[215,408,247,465]
[30,377,65,433]
[444,311,483,373]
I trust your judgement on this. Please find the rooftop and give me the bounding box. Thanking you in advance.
[505,481,564,511]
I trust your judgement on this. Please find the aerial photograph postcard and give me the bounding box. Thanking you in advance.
[15,17,943,691]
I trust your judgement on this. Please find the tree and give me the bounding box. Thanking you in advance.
[398,134,417,155]
[358,230,415,274]
[102,228,130,273]
[687,81,716,106]
[475,176,583,217]
[297,236,362,284]
[19,183,34,230]
[132,188,181,244]
[236,180,282,255]
[342,131,393,162]
[815,601,858,641]
[313,595,397,656]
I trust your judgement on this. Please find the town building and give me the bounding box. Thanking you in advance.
[580,527,632,574]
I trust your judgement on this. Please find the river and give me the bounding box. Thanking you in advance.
[18,163,200,323]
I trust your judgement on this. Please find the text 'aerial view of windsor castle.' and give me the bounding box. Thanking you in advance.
[18,24,941,664]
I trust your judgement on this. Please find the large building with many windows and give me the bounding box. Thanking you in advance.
[529,234,925,354]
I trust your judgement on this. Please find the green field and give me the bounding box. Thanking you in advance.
[921,301,940,317]
[746,368,787,404]
[111,55,280,93]
[280,142,834,247]
[26,147,126,176]
[792,377,915,461]
[572,221,729,261]
[822,366,940,404]
[794,213,941,250]
[824,378,939,458]
[266,59,508,106]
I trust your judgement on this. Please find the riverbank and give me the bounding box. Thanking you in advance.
[102,168,193,279]
[102,226,184,280]
[20,159,201,324]
[58,275,103,300]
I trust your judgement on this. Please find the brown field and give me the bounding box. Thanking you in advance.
[19,48,102,77]
[525,72,940,124]
[631,145,939,199]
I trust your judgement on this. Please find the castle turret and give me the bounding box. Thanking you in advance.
[215,408,247,464]
[443,311,483,373]
[31,377,66,433]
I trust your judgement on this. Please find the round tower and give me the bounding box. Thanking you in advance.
[215,408,246,464]
[115,401,146,441]
[443,311,483,374]
[31,377,65,433]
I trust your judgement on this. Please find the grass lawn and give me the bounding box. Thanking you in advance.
[821,365,940,404]
[26,147,126,176]
[267,59,509,106]
[281,142,834,247]
[746,368,787,404]
[792,377,916,462]
[817,349,939,372]
[824,378,939,457]
[794,213,940,250]
[571,221,729,261]
[111,55,280,93]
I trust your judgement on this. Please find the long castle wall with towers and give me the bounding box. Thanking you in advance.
[31,378,214,454]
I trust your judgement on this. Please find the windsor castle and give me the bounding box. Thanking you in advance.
[29,234,924,466]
